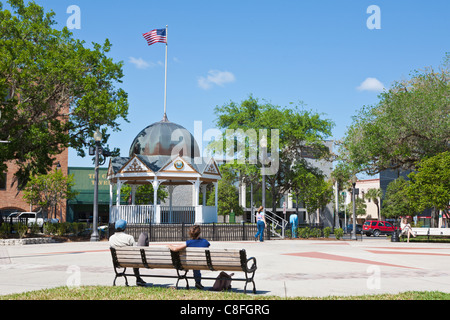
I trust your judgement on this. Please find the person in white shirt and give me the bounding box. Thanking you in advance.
[109,219,147,286]
[254,206,267,242]
[400,217,416,242]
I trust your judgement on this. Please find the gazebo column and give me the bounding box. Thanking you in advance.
[116,179,123,206]
[131,185,137,205]
[190,178,201,206]
[201,184,207,206]
[151,177,165,223]
[214,181,218,208]
[168,185,175,223]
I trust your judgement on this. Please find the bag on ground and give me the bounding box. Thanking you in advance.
[212,271,234,291]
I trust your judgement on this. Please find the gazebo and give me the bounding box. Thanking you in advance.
[107,116,221,225]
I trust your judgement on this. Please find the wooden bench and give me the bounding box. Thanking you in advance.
[110,246,257,294]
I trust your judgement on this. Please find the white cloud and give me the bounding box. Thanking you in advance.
[198,70,236,90]
[357,77,385,92]
[129,57,153,69]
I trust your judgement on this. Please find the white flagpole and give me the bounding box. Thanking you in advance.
[163,25,168,121]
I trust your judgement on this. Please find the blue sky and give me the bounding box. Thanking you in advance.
[20,1,450,168]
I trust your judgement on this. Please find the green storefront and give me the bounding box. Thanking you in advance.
[67,167,112,223]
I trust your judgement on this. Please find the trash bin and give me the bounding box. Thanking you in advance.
[391,230,400,242]
[229,211,236,223]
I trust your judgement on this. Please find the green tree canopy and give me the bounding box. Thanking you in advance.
[407,151,450,219]
[211,95,334,215]
[338,54,450,176]
[382,177,417,219]
[22,168,78,218]
[0,0,128,187]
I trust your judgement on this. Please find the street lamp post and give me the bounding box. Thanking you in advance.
[260,136,267,211]
[351,175,357,240]
[90,129,102,242]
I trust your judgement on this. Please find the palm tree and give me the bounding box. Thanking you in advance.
[366,188,382,220]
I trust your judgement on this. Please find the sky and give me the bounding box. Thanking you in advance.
[11,0,450,169]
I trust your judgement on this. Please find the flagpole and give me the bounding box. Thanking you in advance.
[163,25,168,121]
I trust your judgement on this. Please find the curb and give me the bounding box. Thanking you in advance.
[0,237,56,246]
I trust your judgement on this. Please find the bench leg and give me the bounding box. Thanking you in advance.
[113,267,129,287]
[175,270,189,290]
[244,271,256,294]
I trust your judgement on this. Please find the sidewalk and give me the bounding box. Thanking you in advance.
[1,238,450,298]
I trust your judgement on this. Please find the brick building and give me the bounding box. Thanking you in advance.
[0,148,69,220]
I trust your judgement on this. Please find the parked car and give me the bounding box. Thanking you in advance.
[7,212,45,228]
[345,224,363,234]
[363,220,399,237]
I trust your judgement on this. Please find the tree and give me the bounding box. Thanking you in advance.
[207,166,243,218]
[0,0,129,188]
[290,158,333,221]
[365,188,382,220]
[338,54,450,176]
[120,184,168,205]
[382,177,417,220]
[407,151,450,227]
[22,169,78,219]
[348,197,367,218]
[212,95,334,216]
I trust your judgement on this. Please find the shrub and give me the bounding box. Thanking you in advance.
[16,222,28,239]
[334,228,344,240]
[0,223,11,238]
[310,228,322,238]
[323,227,331,238]
[298,227,310,239]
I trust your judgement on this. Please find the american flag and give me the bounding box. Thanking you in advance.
[143,28,167,46]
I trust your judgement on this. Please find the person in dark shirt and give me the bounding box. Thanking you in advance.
[168,225,210,289]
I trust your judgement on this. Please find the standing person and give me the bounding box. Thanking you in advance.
[168,225,210,289]
[109,219,147,286]
[254,206,267,242]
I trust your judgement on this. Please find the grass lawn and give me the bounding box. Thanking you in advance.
[1,286,449,300]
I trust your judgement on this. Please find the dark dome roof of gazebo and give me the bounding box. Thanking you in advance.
[129,117,200,158]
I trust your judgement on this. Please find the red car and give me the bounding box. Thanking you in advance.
[363,220,399,237]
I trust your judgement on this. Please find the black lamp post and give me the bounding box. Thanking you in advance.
[351,175,358,240]
[90,129,102,242]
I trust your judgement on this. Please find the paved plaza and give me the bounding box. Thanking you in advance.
[1,237,450,298]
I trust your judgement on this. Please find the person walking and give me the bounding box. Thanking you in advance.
[254,206,267,242]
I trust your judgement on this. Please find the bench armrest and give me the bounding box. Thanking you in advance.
[245,256,257,273]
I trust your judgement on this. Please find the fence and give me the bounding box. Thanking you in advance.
[108,222,270,242]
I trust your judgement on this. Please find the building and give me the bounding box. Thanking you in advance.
[67,167,111,223]
[351,178,381,221]
[0,150,68,220]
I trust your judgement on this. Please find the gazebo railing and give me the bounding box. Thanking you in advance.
[160,206,195,224]
[110,205,198,224]
[110,205,154,224]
